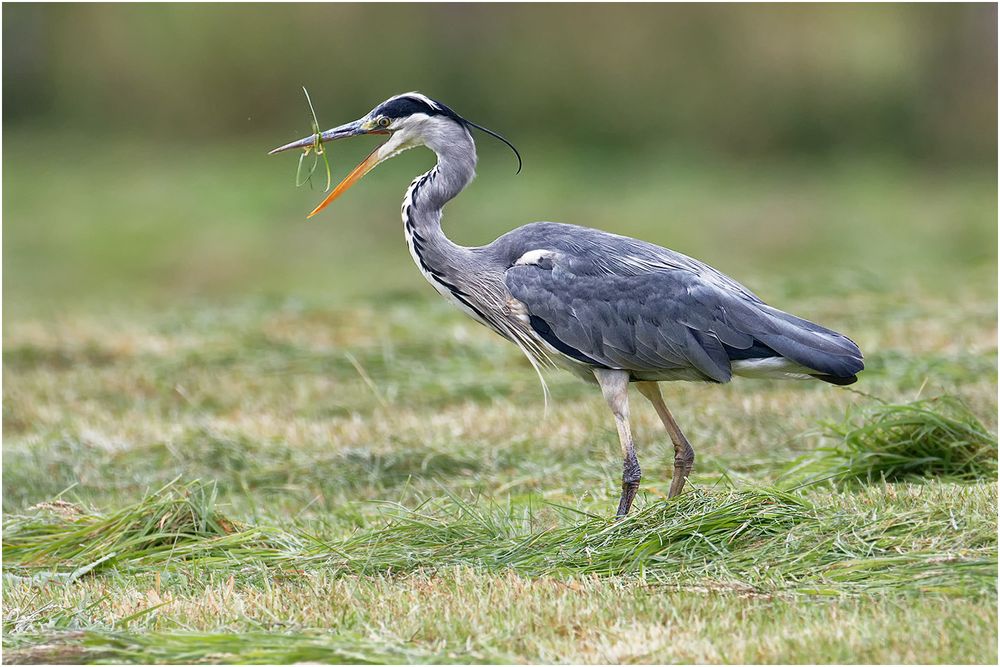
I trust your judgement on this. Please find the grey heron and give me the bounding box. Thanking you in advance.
[270,92,864,517]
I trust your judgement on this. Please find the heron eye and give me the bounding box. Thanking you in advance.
[378,117,391,128]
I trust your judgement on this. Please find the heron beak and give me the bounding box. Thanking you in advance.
[304,143,384,218]
[269,119,391,218]
[267,119,368,155]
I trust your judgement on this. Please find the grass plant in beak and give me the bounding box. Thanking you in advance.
[270,102,392,219]
[294,87,332,193]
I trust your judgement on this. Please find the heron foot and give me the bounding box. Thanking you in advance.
[616,451,642,518]
[667,441,695,498]
[616,481,640,518]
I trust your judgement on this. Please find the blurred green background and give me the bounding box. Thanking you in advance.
[3,3,997,318]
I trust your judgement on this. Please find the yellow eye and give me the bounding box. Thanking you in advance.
[378,117,391,128]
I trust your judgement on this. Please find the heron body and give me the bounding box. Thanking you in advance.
[271,92,864,516]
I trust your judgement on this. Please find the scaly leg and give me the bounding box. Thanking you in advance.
[636,382,695,498]
[594,368,641,517]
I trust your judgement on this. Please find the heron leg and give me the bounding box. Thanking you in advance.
[636,382,695,498]
[594,368,641,518]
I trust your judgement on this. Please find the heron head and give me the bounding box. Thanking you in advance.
[269,92,520,218]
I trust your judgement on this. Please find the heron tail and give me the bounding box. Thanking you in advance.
[731,303,865,383]
[812,373,859,386]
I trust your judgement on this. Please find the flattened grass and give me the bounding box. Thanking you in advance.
[5,479,995,598]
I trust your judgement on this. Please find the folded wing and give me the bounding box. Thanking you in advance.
[504,245,864,384]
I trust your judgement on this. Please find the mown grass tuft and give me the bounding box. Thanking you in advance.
[6,481,995,597]
[329,486,996,596]
[812,396,998,483]
[2,481,307,578]
[329,488,809,581]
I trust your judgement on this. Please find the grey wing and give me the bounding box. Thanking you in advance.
[503,246,864,383]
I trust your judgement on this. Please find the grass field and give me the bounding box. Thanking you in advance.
[3,131,998,663]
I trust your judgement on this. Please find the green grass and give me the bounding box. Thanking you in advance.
[3,131,997,663]
[7,593,993,664]
[807,397,998,483]
[4,479,995,594]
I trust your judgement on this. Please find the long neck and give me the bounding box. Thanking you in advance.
[402,124,477,241]
[402,123,481,290]
[401,123,500,326]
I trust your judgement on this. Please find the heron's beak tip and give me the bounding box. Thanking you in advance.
[268,139,307,155]
[268,131,329,156]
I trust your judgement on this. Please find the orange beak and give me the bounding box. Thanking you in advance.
[269,119,390,219]
[306,145,382,219]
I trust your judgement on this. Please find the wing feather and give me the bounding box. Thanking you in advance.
[502,230,863,382]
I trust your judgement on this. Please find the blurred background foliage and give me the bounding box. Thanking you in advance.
[5,3,996,161]
[3,3,997,316]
